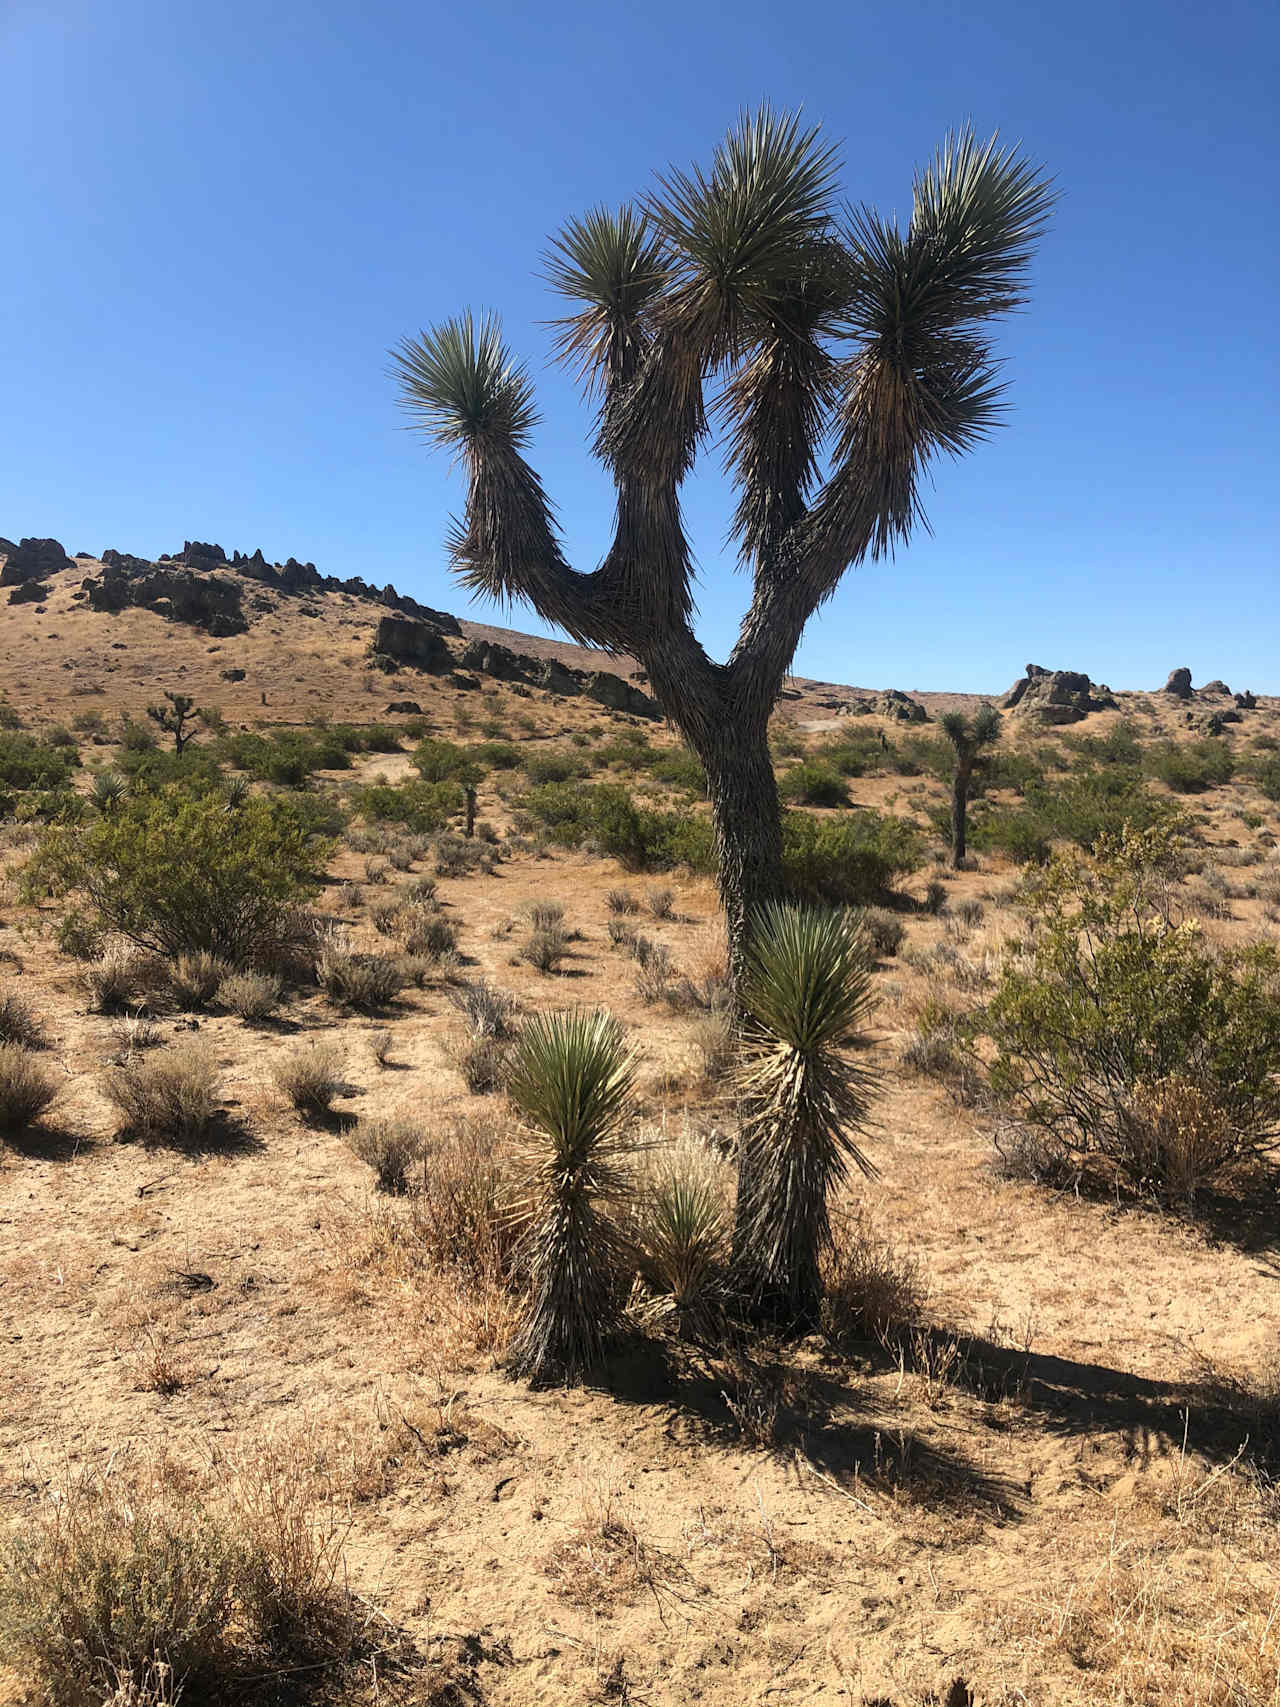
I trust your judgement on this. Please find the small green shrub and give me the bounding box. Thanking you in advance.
[520,926,569,974]
[781,810,922,905]
[521,749,591,785]
[860,906,905,959]
[779,760,850,808]
[353,779,462,834]
[412,737,482,785]
[1146,738,1235,793]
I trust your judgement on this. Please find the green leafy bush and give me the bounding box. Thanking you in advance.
[28,787,328,964]
[779,761,850,808]
[981,825,1280,1202]
[1146,738,1234,793]
[521,749,592,785]
[781,810,922,905]
[353,778,463,833]
[412,737,483,785]
[969,765,1179,862]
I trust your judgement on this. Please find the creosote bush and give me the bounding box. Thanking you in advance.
[981,824,1280,1203]
[0,1043,60,1134]
[28,786,329,966]
[105,1044,220,1145]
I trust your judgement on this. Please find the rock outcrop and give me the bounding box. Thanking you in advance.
[1161,667,1193,699]
[371,614,453,672]
[1002,664,1116,724]
[0,537,72,584]
[8,580,49,605]
[457,638,659,717]
[873,689,928,723]
[82,563,247,635]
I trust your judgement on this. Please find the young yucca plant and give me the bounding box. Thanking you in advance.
[632,1142,731,1332]
[504,1009,635,1385]
[731,902,880,1326]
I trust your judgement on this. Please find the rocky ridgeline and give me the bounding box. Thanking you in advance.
[370,615,660,718]
[0,532,660,717]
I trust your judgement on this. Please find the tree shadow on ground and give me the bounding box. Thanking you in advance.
[601,1336,1025,1518]
[883,1324,1280,1472]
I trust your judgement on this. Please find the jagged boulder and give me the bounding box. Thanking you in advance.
[384,700,423,714]
[1201,679,1231,697]
[873,689,928,723]
[177,540,226,568]
[371,614,452,672]
[1161,667,1193,699]
[459,638,524,680]
[584,671,660,718]
[220,667,247,682]
[1235,690,1257,710]
[0,537,72,584]
[1002,664,1115,725]
[84,564,247,634]
[536,659,582,697]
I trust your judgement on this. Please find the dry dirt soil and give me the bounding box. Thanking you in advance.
[1,562,1278,1705]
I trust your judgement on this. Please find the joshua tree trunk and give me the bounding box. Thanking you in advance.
[689,714,785,975]
[951,759,972,869]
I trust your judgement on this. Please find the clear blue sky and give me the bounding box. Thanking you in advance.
[5,0,1277,693]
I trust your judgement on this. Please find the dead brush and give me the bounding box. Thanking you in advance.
[0,987,46,1050]
[104,1044,220,1145]
[316,945,406,1011]
[0,1042,60,1135]
[166,951,227,1011]
[271,1039,346,1117]
[218,969,281,1023]
[820,1209,927,1347]
[543,1491,689,1611]
[346,1114,428,1193]
[83,944,146,1013]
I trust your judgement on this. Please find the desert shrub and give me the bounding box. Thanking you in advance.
[347,1115,427,1193]
[922,878,948,914]
[370,899,402,935]
[860,906,905,958]
[634,938,676,1004]
[821,1210,926,1346]
[900,999,979,1100]
[0,988,45,1050]
[353,778,463,834]
[505,1011,635,1382]
[0,1467,241,1702]
[520,926,569,974]
[405,1116,516,1278]
[271,1040,346,1116]
[219,970,281,1022]
[1064,719,1143,769]
[402,912,457,960]
[969,766,1179,863]
[1250,753,1280,802]
[386,842,414,872]
[105,1044,220,1143]
[527,901,565,932]
[982,825,1280,1202]
[781,810,922,906]
[82,944,147,1013]
[647,745,706,794]
[1146,738,1235,793]
[449,978,519,1040]
[166,951,227,1011]
[316,947,405,1011]
[363,856,389,884]
[0,730,80,794]
[28,787,328,965]
[630,1142,731,1327]
[450,1034,516,1095]
[55,910,104,961]
[646,885,676,920]
[472,739,520,770]
[517,782,716,873]
[115,743,225,797]
[953,897,985,926]
[412,737,482,785]
[522,749,591,785]
[406,875,438,905]
[811,727,888,778]
[689,1009,736,1082]
[434,833,497,877]
[607,918,637,950]
[0,1043,59,1133]
[606,887,639,915]
[779,760,850,808]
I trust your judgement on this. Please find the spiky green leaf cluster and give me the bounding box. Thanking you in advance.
[392,311,538,451]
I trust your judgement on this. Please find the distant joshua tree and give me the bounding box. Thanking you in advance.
[394,109,1052,972]
[940,704,1001,868]
[146,691,198,754]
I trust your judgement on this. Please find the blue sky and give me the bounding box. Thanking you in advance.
[4,0,1277,693]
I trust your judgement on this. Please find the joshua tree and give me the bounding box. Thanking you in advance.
[504,1008,635,1383]
[940,703,1001,868]
[394,110,1052,971]
[731,900,878,1323]
[146,691,198,755]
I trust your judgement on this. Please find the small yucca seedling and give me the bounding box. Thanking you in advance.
[731,902,880,1326]
[90,769,127,814]
[504,1010,635,1384]
[632,1144,730,1330]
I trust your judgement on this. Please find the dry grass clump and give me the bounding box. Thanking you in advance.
[83,944,145,1013]
[104,1044,220,1144]
[403,1115,519,1280]
[689,1009,736,1083]
[646,885,676,920]
[218,969,281,1022]
[346,1114,428,1193]
[272,1039,346,1117]
[606,887,639,916]
[900,1001,983,1104]
[401,912,456,961]
[166,951,228,1011]
[520,925,569,974]
[820,1210,927,1346]
[860,906,906,959]
[0,987,46,1050]
[0,1042,60,1134]
[363,857,389,885]
[446,979,522,1094]
[630,1140,731,1329]
[633,936,676,1004]
[0,1450,359,1703]
[317,945,405,1011]
[336,880,362,910]
[526,901,564,932]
